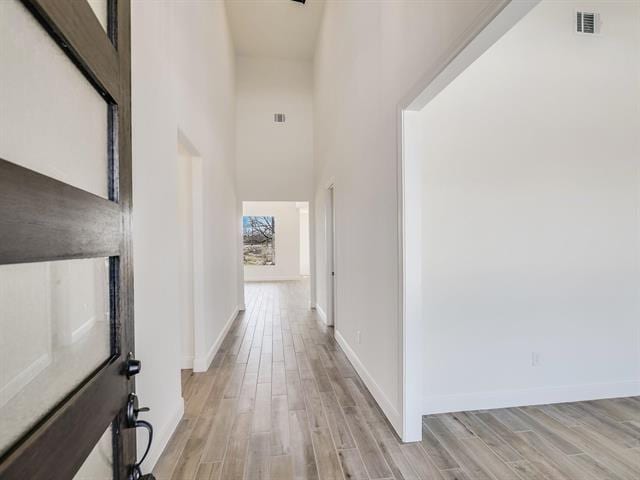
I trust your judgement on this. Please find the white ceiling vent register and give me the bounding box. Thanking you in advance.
[274,113,286,123]
[576,11,600,34]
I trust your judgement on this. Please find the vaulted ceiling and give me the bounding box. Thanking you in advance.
[225,0,325,60]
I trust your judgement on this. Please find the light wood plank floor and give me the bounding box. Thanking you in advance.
[154,280,640,480]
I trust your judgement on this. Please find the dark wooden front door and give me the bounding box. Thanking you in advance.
[0,1,138,478]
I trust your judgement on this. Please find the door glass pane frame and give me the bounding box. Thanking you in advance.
[23,0,121,202]
[0,257,113,457]
[0,0,112,199]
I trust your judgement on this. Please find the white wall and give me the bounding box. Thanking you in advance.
[236,56,314,201]
[414,0,640,413]
[131,0,238,470]
[299,205,311,276]
[243,201,303,282]
[176,142,195,369]
[312,0,507,436]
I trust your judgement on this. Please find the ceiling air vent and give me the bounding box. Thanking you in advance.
[576,11,599,34]
[274,113,286,123]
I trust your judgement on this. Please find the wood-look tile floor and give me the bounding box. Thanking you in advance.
[154,280,640,480]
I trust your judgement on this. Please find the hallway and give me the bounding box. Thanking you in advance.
[3,1,640,478]
[154,279,399,480]
[153,281,640,480]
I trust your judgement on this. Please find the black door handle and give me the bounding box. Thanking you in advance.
[129,466,155,480]
[126,393,155,480]
[124,352,142,378]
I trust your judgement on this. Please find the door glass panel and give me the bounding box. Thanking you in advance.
[0,258,111,456]
[74,423,113,480]
[87,0,109,32]
[0,0,110,199]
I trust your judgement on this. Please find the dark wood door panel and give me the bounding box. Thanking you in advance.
[0,159,122,265]
[0,0,136,478]
[0,360,129,479]
[21,0,121,103]
[114,3,136,478]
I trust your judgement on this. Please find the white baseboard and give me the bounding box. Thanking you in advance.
[334,330,402,434]
[245,276,303,282]
[193,305,239,372]
[142,396,184,472]
[0,353,51,407]
[181,355,194,370]
[316,304,327,324]
[423,380,640,415]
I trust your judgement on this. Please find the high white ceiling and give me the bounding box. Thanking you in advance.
[225,0,325,60]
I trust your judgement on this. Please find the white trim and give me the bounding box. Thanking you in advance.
[181,356,194,370]
[309,199,317,309]
[315,304,327,324]
[424,381,640,415]
[190,154,206,374]
[398,0,541,443]
[237,199,246,312]
[404,0,540,111]
[244,276,303,282]
[334,330,402,433]
[325,185,336,327]
[142,396,185,472]
[193,306,239,372]
[177,130,204,379]
[398,110,424,442]
[0,353,51,407]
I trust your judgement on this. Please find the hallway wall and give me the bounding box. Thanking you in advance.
[416,0,640,413]
[312,0,508,435]
[236,56,313,201]
[131,0,238,470]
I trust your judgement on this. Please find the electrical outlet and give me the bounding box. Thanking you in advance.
[356,330,361,344]
[531,352,540,367]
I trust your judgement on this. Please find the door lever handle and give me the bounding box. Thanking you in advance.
[126,393,155,480]
[131,419,153,467]
[128,465,155,480]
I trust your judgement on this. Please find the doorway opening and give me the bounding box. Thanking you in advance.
[399,1,542,441]
[177,131,204,374]
[399,0,546,443]
[241,201,313,311]
[241,201,311,295]
[400,0,640,442]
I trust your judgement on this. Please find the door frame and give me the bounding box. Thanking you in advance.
[325,183,336,327]
[0,0,136,478]
[396,0,540,442]
[177,130,209,373]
